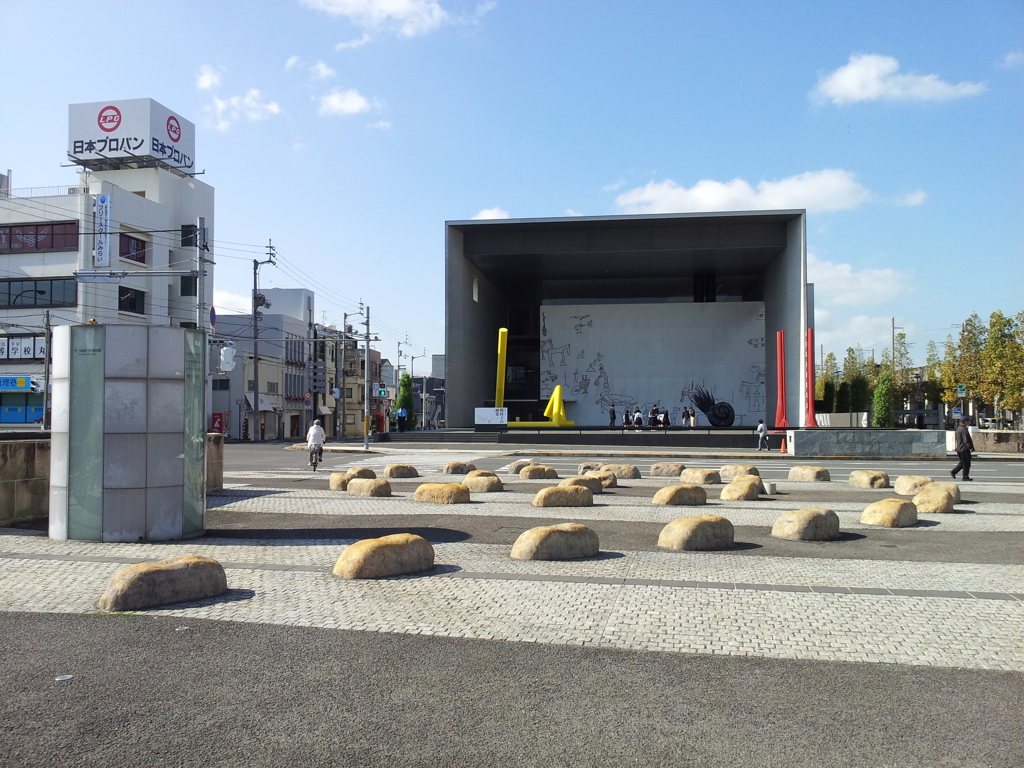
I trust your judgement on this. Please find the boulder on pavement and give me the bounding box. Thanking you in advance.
[333,533,434,579]
[679,468,721,485]
[559,476,604,494]
[720,464,759,480]
[510,523,599,560]
[508,460,536,475]
[329,472,352,491]
[443,461,477,475]
[463,474,504,493]
[520,465,559,480]
[584,470,618,488]
[912,486,955,513]
[788,466,831,482]
[467,469,498,479]
[383,464,419,479]
[861,498,918,527]
[532,486,594,507]
[771,507,840,541]
[658,515,734,551]
[848,470,890,489]
[600,463,641,480]
[347,478,392,497]
[895,475,933,496]
[720,476,761,501]
[651,484,707,506]
[414,483,471,504]
[650,462,686,477]
[345,467,377,480]
[577,461,604,475]
[929,482,961,504]
[98,555,227,612]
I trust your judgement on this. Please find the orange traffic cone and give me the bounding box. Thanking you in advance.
[779,437,787,454]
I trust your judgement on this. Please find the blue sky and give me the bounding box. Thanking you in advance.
[2,0,1021,369]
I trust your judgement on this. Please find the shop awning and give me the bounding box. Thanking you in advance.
[244,393,276,412]
[317,405,333,416]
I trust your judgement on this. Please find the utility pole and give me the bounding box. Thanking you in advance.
[41,310,51,431]
[251,240,275,441]
[195,216,208,331]
[362,305,371,450]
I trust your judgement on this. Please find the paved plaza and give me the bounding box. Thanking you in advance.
[2,445,1022,766]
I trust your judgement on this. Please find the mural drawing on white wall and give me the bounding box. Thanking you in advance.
[540,302,765,426]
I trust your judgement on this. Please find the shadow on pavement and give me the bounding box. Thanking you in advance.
[203,526,472,543]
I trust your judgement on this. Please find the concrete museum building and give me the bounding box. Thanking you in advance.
[445,211,812,430]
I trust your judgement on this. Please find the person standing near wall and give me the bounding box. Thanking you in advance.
[951,418,975,481]
[608,405,616,428]
[756,419,768,450]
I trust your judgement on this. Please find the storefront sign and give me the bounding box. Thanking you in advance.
[94,193,111,267]
[69,99,196,171]
[0,376,31,392]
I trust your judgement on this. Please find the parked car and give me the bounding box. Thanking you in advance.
[979,417,999,429]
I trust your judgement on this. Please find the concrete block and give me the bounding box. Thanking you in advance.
[772,507,840,541]
[463,474,503,493]
[383,464,419,478]
[333,533,435,579]
[651,484,707,506]
[510,523,599,560]
[599,463,641,480]
[848,470,890,489]
[583,470,617,488]
[788,466,831,482]
[558,476,604,494]
[532,486,593,507]
[658,515,734,551]
[763,481,777,495]
[97,555,227,611]
[347,478,392,497]
[861,498,918,527]
[520,465,559,480]
[679,468,721,485]
[649,462,685,477]
[895,475,933,496]
[414,483,471,504]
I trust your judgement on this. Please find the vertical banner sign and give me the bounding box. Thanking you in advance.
[94,193,111,267]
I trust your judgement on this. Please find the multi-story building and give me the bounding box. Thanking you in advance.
[1,99,214,427]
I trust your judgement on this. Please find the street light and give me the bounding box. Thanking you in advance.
[11,288,45,305]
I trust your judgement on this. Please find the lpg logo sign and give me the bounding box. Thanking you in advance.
[97,105,121,132]
[166,115,181,143]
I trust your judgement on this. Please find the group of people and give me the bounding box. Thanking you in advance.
[608,405,696,429]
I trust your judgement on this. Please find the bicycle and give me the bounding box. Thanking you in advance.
[309,445,323,472]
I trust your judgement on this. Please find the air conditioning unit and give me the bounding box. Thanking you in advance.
[67,186,86,195]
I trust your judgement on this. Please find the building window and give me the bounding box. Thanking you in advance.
[180,275,197,297]
[345,414,356,425]
[345,387,352,398]
[473,276,479,302]
[266,382,279,394]
[0,221,78,253]
[0,278,77,308]
[212,379,229,391]
[118,287,146,315]
[120,234,147,264]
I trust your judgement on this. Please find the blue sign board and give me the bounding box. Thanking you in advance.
[0,376,31,392]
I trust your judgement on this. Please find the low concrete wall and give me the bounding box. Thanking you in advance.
[947,429,1024,453]
[206,433,224,491]
[814,412,869,428]
[788,429,946,458]
[0,440,50,526]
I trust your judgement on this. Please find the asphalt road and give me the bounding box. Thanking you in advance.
[3,612,1021,768]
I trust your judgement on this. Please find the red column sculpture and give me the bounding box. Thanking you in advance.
[775,330,791,428]
[805,327,818,427]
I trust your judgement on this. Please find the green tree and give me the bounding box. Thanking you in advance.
[871,367,895,427]
[850,376,871,412]
[835,381,851,413]
[981,311,1024,418]
[938,334,959,404]
[815,352,840,400]
[954,313,985,412]
[822,380,836,413]
[396,372,416,429]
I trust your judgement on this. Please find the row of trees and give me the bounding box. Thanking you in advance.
[815,310,1024,427]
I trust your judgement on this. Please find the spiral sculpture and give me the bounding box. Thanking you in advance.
[691,386,735,427]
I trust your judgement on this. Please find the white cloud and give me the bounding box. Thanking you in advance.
[601,180,624,192]
[565,209,584,217]
[318,87,374,116]
[812,54,986,103]
[895,190,927,207]
[209,90,281,132]
[615,169,871,214]
[284,55,301,70]
[301,0,448,37]
[369,120,392,129]
[310,60,336,80]
[336,32,371,49]
[472,207,509,220]
[1000,51,1024,69]
[808,253,913,307]
[213,290,252,314]
[814,311,895,359]
[196,64,222,90]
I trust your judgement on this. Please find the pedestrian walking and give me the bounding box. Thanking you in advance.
[756,419,768,450]
[951,418,975,481]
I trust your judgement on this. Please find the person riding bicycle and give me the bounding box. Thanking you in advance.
[306,419,326,465]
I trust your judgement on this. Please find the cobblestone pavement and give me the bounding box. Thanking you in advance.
[2,460,1022,672]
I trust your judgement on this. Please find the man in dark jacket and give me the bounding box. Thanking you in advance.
[951,419,975,481]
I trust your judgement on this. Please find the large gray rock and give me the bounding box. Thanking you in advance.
[583,470,618,488]
[333,534,434,579]
[414,483,471,504]
[383,464,419,479]
[463,474,504,493]
[720,464,759,480]
[508,460,536,475]
[658,515,734,551]
[443,461,477,475]
[720,476,761,500]
[532,486,594,507]
[649,462,686,477]
[651,484,707,506]
[510,523,599,560]
[98,556,227,611]
[788,466,831,482]
[679,468,721,485]
[895,475,933,496]
[520,465,559,480]
[559,476,604,494]
[912,486,955,513]
[347,478,392,497]
[600,463,641,480]
[577,461,605,475]
[929,482,961,504]
[771,507,840,541]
